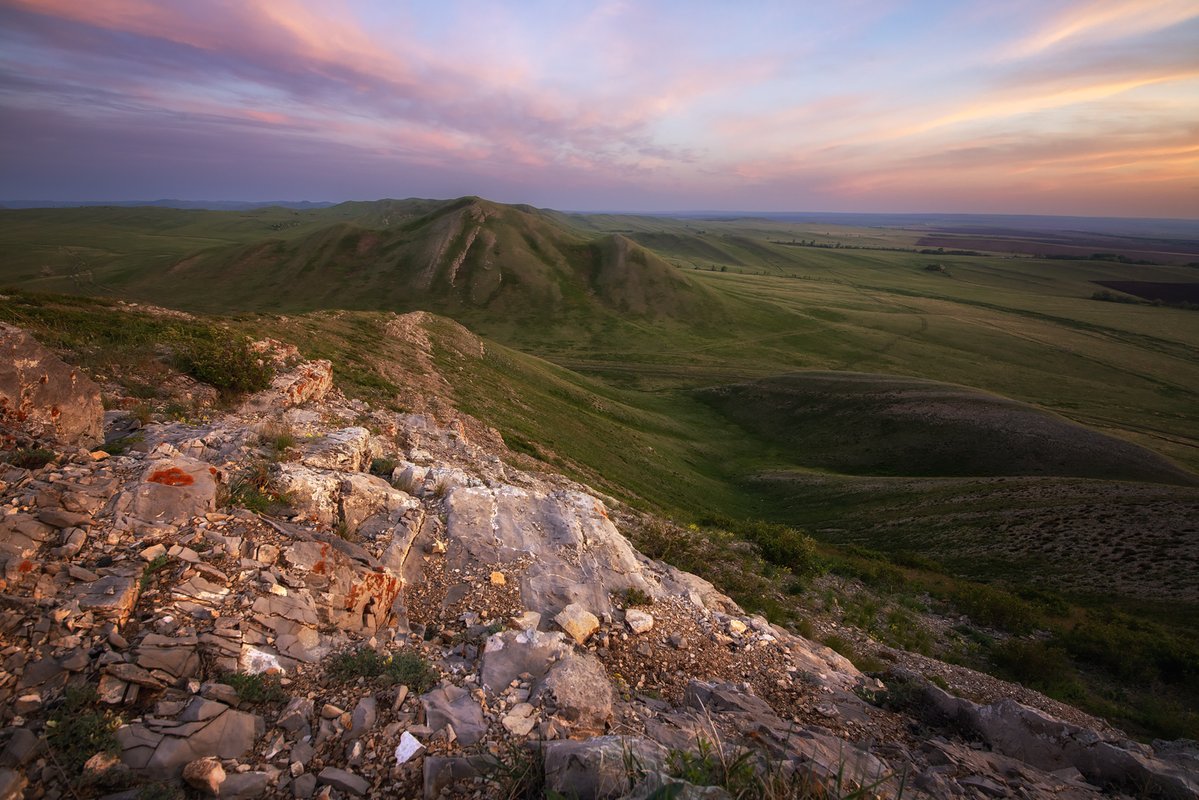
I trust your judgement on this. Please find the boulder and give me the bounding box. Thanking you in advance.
[534,652,613,735]
[625,609,654,634]
[543,737,666,800]
[125,456,219,524]
[241,359,333,414]
[481,629,571,693]
[182,756,226,795]
[0,322,103,446]
[555,603,599,645]
[444,486,658,619]
[300,427,374,472]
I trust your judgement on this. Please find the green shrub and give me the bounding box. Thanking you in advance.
[666,738,758,795]
[225,461,291,514]
[223,671,288,705]
[139,554,172,590]
[5,447,56,469]
[621,586,654,607]
[369,457,398,477]
[990,638,1080,695]
[947,584,1037,634]
[137,783,184,800]
[174,333,273,394]
[701,516,824,578]
[326,647,439,692]
[46,685,121,780]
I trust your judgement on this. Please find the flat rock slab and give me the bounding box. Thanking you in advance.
[535,652,613,735]
[73,570,141,625]
[421,684,487,746]
[317,766,370,796]
[126,456,218,524]
[119,697,264,777]
[481,629,570,692]
[543,737,666,800]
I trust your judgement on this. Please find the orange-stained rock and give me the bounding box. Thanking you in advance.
[0,322,103,447]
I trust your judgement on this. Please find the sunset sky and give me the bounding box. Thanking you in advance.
[1,0,1196,217]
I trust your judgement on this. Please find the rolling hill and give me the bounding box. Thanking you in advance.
[695,372,1198,485]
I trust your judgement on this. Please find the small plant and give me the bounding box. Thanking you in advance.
[130,402,155,425]
[259,422,296,459]
[137,783,185,800]
[334,520,357,542]
[666,737,758,796]
[4,447,56,470]
[139,554,172,590]
[222,671,288,705]
[431,476,452,499]
[102,432,143,456]
[326,646,439,692]
[173,333,274,395]
[225,461,291,514]
[621,586,654,607]
[370,456,398,477]
[46,685,121,781]
[481,739,561,800]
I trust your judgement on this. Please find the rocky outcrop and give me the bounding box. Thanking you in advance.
[0,325,1194,800]
[0,322,103,447]
[902,670,1199,799]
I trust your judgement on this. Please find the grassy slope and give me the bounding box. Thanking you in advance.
[2,290,1195,739]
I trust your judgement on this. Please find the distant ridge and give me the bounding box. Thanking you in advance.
[0,199,337,210]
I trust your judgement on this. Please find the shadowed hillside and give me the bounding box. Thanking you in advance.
[14,198,726,330]
[696,372,1198,485]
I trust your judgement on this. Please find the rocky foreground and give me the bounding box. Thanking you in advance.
[0,320,1197,799]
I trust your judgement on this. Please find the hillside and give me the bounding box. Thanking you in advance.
[0,198,726,331]
[695,372,1197,485]
[2,315,1198,799]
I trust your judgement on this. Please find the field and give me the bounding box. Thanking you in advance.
[2,200,1197,737]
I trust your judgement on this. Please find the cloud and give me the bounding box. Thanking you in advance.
[1006,0,1199,58]
[0,0,1195,215]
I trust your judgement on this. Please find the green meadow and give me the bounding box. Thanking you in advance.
[2,199,1197,737]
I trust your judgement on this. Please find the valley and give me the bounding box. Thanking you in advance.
[1,198,1197,743]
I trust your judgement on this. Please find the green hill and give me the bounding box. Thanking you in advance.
[696,372,1198,485]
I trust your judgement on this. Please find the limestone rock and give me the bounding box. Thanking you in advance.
[554,603,599,645]
[0,322,103,446]
[625,609,654,634]
[300,427,374,472]
[241,359,333,413]
[346,695,376,740]
[543,737,666,800]
[421,684,487,746]
[535,652,613,735]
[501,703,537,736]
[125,456,219,524]
[481,628,570,692]
[221,770,272,799]
[182,756,226,795]
[317,766,370,796]
[120,697,264,777]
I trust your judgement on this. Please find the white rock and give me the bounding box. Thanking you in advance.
[625,609,654,635]
[395,731,424,764]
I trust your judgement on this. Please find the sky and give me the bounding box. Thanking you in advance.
[1,0,1196,217]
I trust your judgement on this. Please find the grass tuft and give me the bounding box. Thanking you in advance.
[326,646,439,693]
